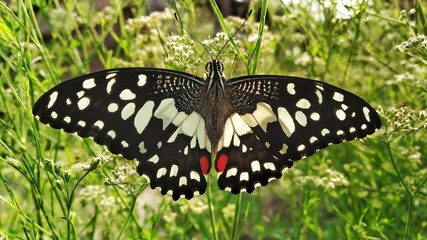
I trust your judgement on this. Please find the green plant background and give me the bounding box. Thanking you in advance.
[1,0,426,239]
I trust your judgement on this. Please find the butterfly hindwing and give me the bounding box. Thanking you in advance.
[33,68,213,199]
[216,132,293,194]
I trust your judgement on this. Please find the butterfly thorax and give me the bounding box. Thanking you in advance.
[198,60,233,151]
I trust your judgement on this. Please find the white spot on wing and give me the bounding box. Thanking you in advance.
[279,144,288,154]
[94,120,104,129]
[240,172,249,181]
[296,98,311,109]
[139,141,147,154]
[78,120,86,127]
[310,112,320,121]
[321,128,330,136]
[121,102,136,120]
[106,73,117,79]
[277,107,295,137]
[242,144,247,153]
[107,103,118,113]
[226,168,238,178]
[196,118,211,151]
[240,113,258,127]
[107,130,116,139]
[336,109,346,121]
[77,97,90,110]
[263,162,276,171]
[295,111,307,126]
[223,118,234,148]
[167,128,180,143]
[333,92,344,102]
[172,112,188,126]
[157,167,167,178]
[232,133,241,147]
[51,111,58,119]
[48,91,58,109]
[181,112,201,136]
[154,98,178,129]
[287,83,296,95]
[179,176,187,186]
[121,141,129,148]
[64,116,71,123]
[315,89,323,104]
[310,136,318,143]
[134,101,155,134]
[341,104,348,110]
[190,171,201,182]
[82,78,96,89]
[170,164,178,177]
[77,91,84,98]
[120,89,136,100]
[251,161,261,172]
[363,107,371,122]
[148,155,159,164]
[230,113,252,136]
[252,102,276,132]
[138,74,147,86]
[106,78,116,94]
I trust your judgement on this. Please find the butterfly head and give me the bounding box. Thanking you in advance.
[204,60,226,92]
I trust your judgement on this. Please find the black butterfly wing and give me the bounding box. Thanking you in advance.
[216,75,381,193]
[33,68,212,200]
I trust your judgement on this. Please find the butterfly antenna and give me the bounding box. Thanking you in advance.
[174,13,214,60]
[214,9,253,60]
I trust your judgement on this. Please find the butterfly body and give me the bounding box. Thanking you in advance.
[33,60,381,200]
[199,60,233,150]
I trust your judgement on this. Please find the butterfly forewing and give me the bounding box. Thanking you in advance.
[214,75,381,193]
[33,68,213,200]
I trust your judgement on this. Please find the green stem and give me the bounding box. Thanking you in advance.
[250,0,268,75]
[207,180,218,240]
[208,0,241,57]
[116,194,138,240]
[230,193,242,240]
[386,143,413,240]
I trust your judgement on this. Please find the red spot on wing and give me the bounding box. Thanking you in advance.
[216,153,228,173]
[200,155,210,175]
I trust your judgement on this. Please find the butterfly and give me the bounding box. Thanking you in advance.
[33,57,381,200]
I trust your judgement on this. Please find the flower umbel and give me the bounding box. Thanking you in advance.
[105,160,141,195]
[377,106,427,142]
[165,35,201,73]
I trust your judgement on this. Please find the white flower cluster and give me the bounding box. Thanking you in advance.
[71,152,113,173]
[178,197,208,215]
[377,106,427,140]
[299,168,349,191]
[165,35,201,72]
[99,196,120,216]
[201,32,239,57]
[78,185,106,200]
[124,8,174,34]
[394,35,427,52]
[107,161,139,194]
